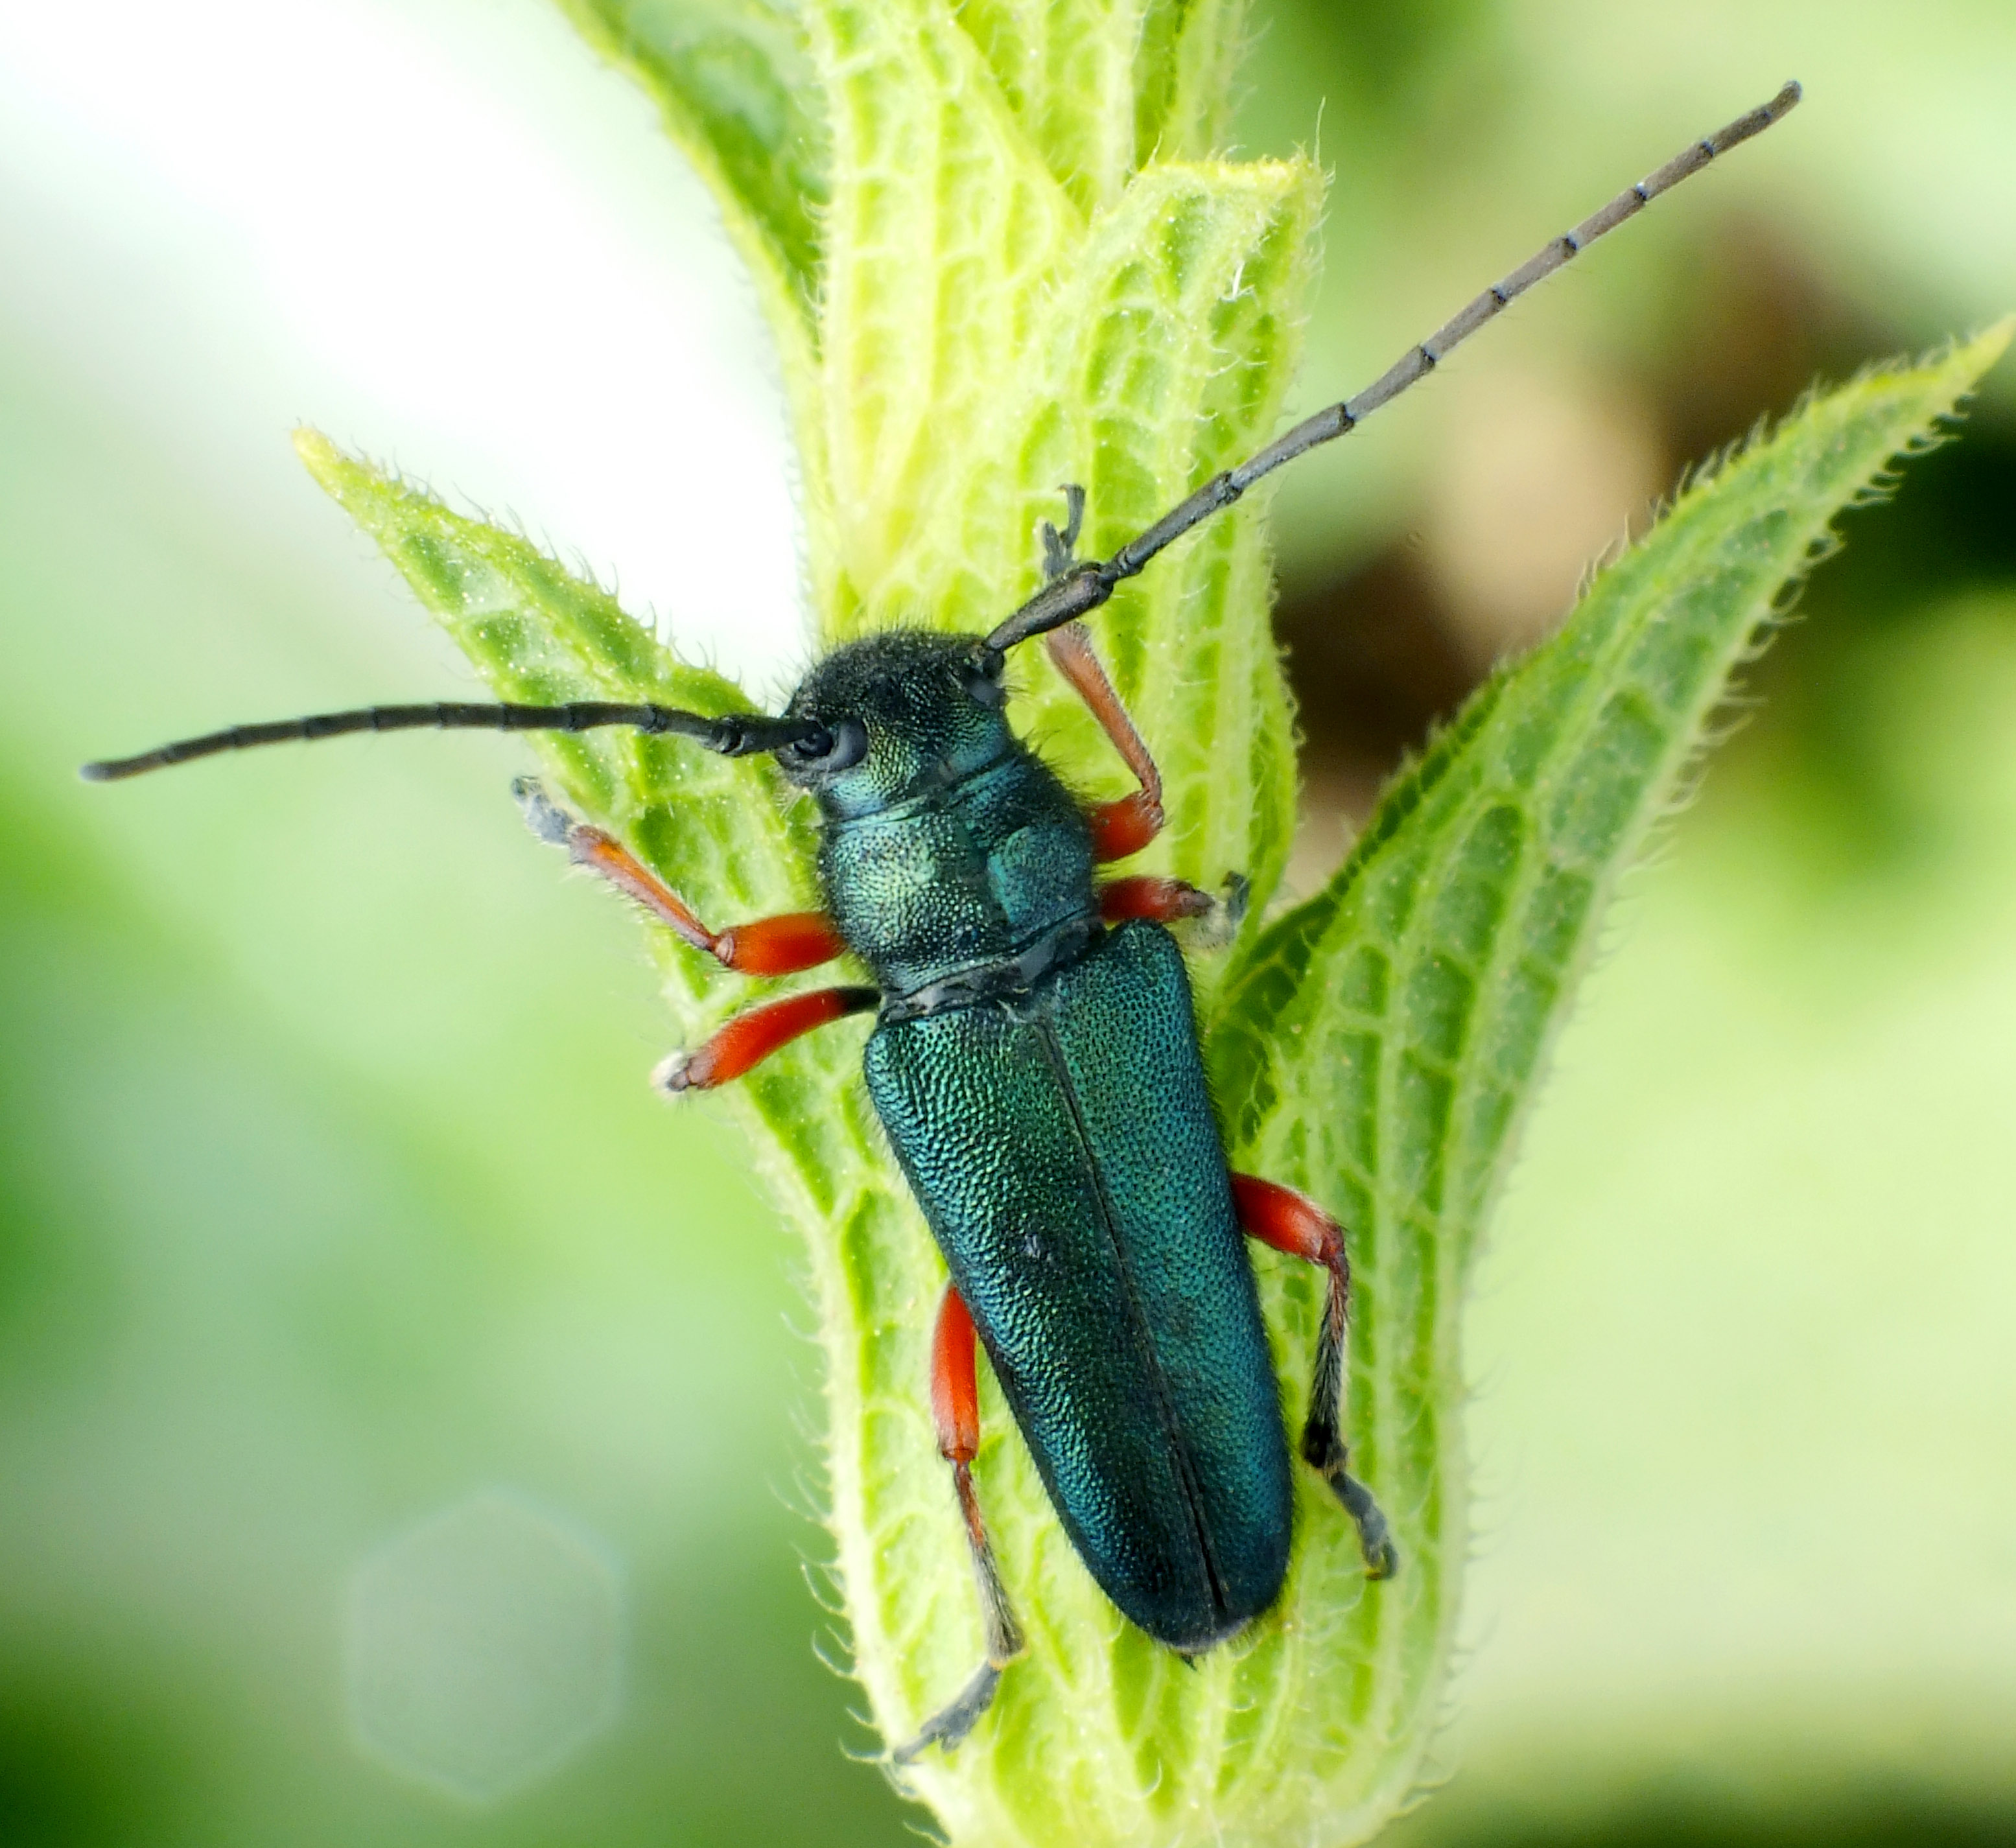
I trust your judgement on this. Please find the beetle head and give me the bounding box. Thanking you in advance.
[778,630,1009,817]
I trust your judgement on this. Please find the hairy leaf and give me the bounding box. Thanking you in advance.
[292,430,812,1029]
[1199,323,2013,1846]
[946,0,1252,213]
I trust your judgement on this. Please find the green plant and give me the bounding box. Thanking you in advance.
[286,1,2009,1840]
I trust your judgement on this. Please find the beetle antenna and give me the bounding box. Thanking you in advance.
[985,80,1803,653]
[80,699,830,782]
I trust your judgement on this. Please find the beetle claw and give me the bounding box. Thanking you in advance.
[1330,1468,1400,1580]
[888,1661,1003,1766]
[651,1049,697,1094]
[512,774,574,847]
[1191,871,1251,949]
[1039,483,1088,581]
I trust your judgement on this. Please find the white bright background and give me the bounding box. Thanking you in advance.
[0,0,805,699]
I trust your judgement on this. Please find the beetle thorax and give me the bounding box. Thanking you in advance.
[780,631,1098,1006]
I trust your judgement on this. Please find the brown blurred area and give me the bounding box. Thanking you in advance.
[1273,216,2016,884]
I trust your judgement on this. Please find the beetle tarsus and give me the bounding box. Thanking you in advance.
[511,774,574,847]
[1306,1428,1399,1579]
[651,1049,697,1094]
[1334,1468,1400,1581]
[1193,871,1251,948]
[1040,483,1088,581]
[889,1661,1003,1766]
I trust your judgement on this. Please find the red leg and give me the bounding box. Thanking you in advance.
[1099,874,1213,925]
[892,1285,1024,1766]
[1232,1174,1398,1579]
[653,987,878,1093]
[930,1285,985,1468]
[518,777,845,975]
[1043,623,1164,862]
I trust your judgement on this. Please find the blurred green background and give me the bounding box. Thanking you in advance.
[2,1,2013,1843]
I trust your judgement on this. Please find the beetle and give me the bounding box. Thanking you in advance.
[82,84,1800,1762]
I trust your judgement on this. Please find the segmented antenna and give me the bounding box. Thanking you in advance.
[84,84,1799,781]
[985,80,1803,653]
[80,700,827,782]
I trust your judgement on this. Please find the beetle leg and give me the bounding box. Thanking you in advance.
[516,777,845,974]
[653,987,878,1093]
[1042,623,1165,862]
[1096,873,1252,951]
[1098,874,1212,924]
[1101,873,1252,951]
[1231,1173,1400,1580]
[891,1285,1025,1766]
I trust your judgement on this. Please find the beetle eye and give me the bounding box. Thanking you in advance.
[790,714,867,773]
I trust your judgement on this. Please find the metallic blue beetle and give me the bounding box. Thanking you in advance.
[81,86,1801,1763]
